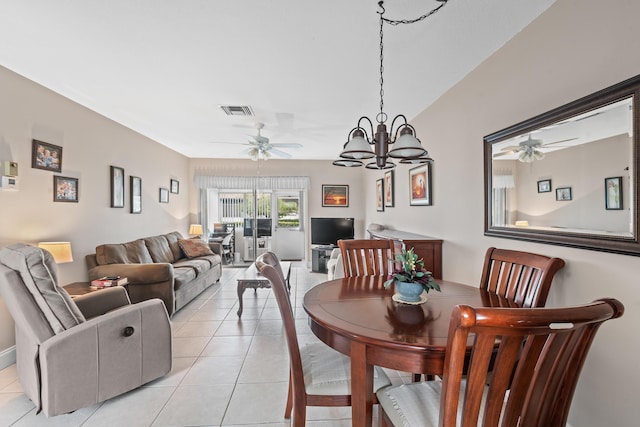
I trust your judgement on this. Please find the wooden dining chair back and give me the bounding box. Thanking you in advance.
[377,298,624,427]
[338,238,396,277]
[255,252,391,426]
[479,247,565,308]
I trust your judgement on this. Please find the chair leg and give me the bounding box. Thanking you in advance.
[284,375,293,418]
[292,399,306,427]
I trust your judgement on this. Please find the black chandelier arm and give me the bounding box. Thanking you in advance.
[380,0,449,26]
[355,116,376,142]
[388,114,413,141]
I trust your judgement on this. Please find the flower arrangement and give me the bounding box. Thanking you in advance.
[384,247,441,293]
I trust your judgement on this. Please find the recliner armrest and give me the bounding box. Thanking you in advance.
[73,286,130,319]
[88,262,173,284]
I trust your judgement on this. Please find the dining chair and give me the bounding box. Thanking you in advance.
[377,298,624,427]
[220,232,233,263]
[255,252,391,426]
[479,247,566,308]
[338,238,397,277]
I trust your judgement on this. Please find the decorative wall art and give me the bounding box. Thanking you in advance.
[556,186,572,201]
[605,176,623,210]
[170,179,179,194]
[32,140,62,172]
[409,163,432,206]
[53,176,78,202]
[130,176,142,214]
[384,170,394,207]
[322,185,349,207]
[376,178,384,212]
[110,166,125,208]
[159,187,169,203]
[537,179,551,193]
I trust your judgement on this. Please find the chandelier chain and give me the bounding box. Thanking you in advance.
[378,7,385,123]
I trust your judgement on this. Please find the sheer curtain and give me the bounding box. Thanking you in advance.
[492,172,515,226]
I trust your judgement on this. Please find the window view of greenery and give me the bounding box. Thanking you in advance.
[278,196,299,228]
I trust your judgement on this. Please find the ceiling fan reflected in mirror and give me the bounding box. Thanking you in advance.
[209,122,303,160]
[494,134,577,163]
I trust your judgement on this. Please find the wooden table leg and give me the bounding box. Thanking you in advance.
[351,341,374,427]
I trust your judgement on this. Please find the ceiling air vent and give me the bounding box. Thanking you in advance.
[220,105,254,116]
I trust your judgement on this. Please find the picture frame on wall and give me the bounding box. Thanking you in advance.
[32,139,62,172]
[556,186,572,201]
[376,178,384,212]
[130,176,142,214]
[409,163,432,206]
[159,187,169,203]
[322,184,349,207]
[384,170,394,207]
[605,176,623,210]
[537,179,551,193]
[110,166,125,208]
[170,179,179,194]
[53,176,78,202]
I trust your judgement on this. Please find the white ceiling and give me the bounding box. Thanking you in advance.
[0,0,555,160]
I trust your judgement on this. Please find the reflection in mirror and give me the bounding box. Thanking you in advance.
[485,74,640,256]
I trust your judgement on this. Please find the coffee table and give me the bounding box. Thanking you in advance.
[236,261,290,317]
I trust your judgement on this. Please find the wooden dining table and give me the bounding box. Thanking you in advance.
[303,275,494,427]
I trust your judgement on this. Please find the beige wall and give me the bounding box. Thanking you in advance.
[365,0,640,425]
[0,65,191,352]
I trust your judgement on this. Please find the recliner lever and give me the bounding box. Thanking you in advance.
[123,326,135,337]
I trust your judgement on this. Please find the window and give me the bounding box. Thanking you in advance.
[277,196,300,228]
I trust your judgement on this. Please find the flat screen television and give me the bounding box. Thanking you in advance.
[311,217,354,247]
[243,218,272,237]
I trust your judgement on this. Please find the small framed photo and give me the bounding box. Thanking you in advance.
[409,163,432,206]
[556,186,572,201]
[376,178,384,212]
[53,176,78,202]
[110,166,125,208]
[170,179,179,194]
[384,170,394,207]
[322,184,349,207]
[130,176,142,214]
[537,179,551,193]
[32,140,62,172]
[159,187,169,203]
[605,176,623,210]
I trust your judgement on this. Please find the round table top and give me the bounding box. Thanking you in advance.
[303,276,490,353]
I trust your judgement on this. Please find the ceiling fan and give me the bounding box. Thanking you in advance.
[494,134,577,162]
[211,122,303,160]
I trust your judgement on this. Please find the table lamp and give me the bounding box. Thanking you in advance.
[189,224,203,239]
[38,241,73,263]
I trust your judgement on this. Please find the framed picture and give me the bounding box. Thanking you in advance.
[170,179,179,194]
[384,170,394,207]
[110,166,125,208]
[556,186,572,201]
[605,176,623,210]
[130,176,142,214]
[376,179,384,212]
[537,179,551,193]
[32,139,62,172]
[53,176,78,202]
[159,187,169,203]
[322,184,349,207]
[409,163,432,206]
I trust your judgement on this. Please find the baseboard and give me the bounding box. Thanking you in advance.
[0,345,16,370]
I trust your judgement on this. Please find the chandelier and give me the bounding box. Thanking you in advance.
[333,0,448,169]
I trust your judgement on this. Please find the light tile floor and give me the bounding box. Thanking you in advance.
[0,264,412,426]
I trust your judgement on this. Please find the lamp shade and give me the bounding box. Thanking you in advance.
[189,224,203,235]
[38,242,73,264]
[340,133,375,160]
[387,131,426,159]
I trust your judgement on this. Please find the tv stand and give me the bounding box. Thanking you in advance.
[311,246,334,273]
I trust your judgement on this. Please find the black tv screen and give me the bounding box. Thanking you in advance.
[311,217,354,246]
[243,218,272,237]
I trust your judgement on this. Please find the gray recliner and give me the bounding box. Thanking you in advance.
[0,243,172,417]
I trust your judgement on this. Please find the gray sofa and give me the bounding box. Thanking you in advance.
[85,231,222,316]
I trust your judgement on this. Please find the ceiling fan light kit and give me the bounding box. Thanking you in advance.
[333,0,449,169]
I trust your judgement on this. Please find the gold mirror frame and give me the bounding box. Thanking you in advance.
[484,74,640,256]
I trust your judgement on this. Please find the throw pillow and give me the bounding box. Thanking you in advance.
[178,239,214,259]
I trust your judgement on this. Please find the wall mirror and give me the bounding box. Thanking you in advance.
[484,74,640,255]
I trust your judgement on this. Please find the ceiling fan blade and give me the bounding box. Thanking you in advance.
[270,142,302,148]
[268,148,292,158]
[500,145,521,152]
[207,141,251,146]
[493,151,517,157]
[541,137,578,147]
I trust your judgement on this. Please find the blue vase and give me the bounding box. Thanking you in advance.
[394,281,424,303]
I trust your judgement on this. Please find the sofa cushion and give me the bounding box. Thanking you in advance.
[0,243,85,333]
[164,231,184,262]
[96,239,153,265]
[173,266,197,290]
[144,235,175,263]
[173,258,212,275]
[178,239,214,259]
